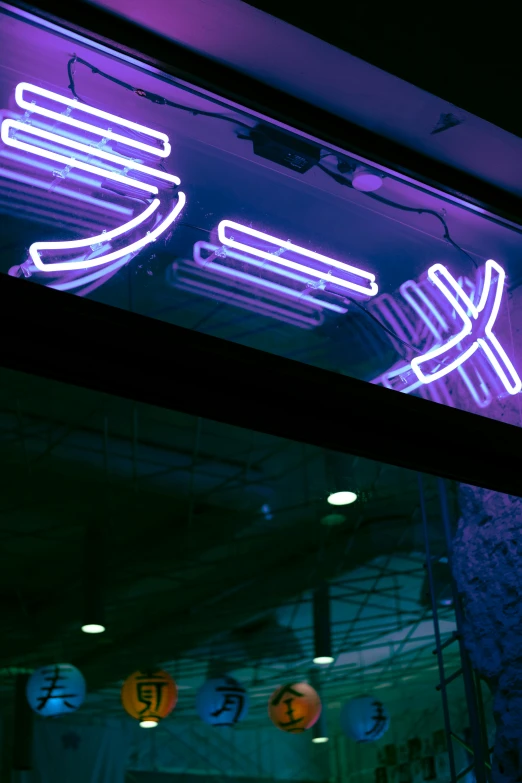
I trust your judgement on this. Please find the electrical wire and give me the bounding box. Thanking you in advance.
[318,161,480,353]
[349,300,417,352]
[67,56,253,131]
[318,163,479,269]
[65,55,476,352]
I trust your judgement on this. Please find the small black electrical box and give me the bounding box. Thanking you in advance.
[249,125,321,174]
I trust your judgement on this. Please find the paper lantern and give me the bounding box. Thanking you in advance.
[340,696,390,743]
[121,669,178,727]
[197,675,249,726]
[26,663,86,717]
[268,682,321,733]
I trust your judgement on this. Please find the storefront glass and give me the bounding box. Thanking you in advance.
[1,3,521,431]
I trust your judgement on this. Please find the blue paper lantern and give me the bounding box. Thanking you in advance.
[196,676,249,726]
[340,696,390,743]
[26,663,86,717]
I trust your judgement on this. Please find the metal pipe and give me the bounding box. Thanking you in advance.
[313,584,333,664]
[418,473,457,782]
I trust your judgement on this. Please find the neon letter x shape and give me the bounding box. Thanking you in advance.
[411,260,521,395]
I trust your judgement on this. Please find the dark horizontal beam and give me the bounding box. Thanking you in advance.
[1,274,521,497]
[8,0,522,226]
[244,1,522,143]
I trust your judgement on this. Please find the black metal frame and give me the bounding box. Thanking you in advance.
[1,273,522,497]
[1,0,522,497]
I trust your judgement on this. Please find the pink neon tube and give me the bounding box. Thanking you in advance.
[2,120,180,186]
[29,193,186,272]
[15,82,170,157]
[1,121,159,195]
[410,260,521,395]
[217,220,378,297]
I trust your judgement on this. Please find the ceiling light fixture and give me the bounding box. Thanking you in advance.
[82,522,106,635]
[139,720,159,729]
[324,452,358,508]
[327,490,358,506]
[351,166,383,192]
[310,677,329,745]
[313,585,334,666]
[81,623,106,635]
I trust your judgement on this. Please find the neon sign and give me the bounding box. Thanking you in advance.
[411,260,521,395]
[0,82,185,275]
[218,220,378,298]
[372,259,521,404]
[193,241,349,314]
[1,82,520,409]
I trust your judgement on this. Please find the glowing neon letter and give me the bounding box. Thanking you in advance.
[411,260,521,395]
[1,83,185,273]
[218,220,378,297]
[193,241,348,314]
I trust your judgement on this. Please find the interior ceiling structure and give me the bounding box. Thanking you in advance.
[0,366,459,725]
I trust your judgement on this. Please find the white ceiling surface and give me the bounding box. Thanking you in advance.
[88,0,522,199]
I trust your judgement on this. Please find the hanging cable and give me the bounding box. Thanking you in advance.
[67,56,253,130]
[318,162,479,269]
[317,161,481,351]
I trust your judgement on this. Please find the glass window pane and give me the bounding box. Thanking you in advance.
[0,365,493,779]
[1,6,521,434]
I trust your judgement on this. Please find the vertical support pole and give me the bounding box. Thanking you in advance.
[438,478,487,783]
[313,583,332,664]
[12,674,33,777]
[328,733,339,783]
[131,404,138,490]
[83,520,105,632]
[336,734,349,783]
[475,673,492,781]
[309,668,330,782]
[418,474,457,782]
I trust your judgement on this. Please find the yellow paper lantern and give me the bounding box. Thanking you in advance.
[268,682,321,733]
[121,669,178,727]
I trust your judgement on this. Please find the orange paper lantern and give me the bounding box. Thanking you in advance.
[268,682,321,733]
[121,669,178,727]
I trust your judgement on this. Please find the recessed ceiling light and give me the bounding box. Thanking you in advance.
[139,720,159,729]
[313,656,334,665]
[312,737,329,744]
[327,491,357,506]
[81,623,106,634]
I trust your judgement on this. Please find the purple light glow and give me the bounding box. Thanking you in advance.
[14,83,171,157]
[1,119,180,191]
[171,259,324,329]
[217,220,378,297]
[0,160,133,216]
[29,197,188,273]
[411,260,521,396]
[1,82,185,277]
[372,259,519,407]
[193,241,348,314]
